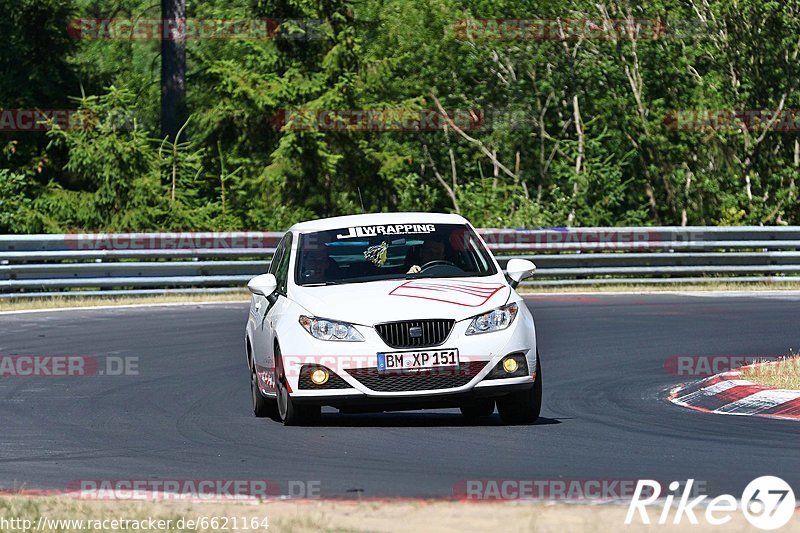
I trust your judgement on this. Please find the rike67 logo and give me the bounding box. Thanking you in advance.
[626,477,796,530]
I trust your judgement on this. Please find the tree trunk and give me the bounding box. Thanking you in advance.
[161,0,186,141]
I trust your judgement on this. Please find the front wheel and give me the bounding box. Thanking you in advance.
[497,353,542,425]
[275,344,321,426]
[251,366,279,420]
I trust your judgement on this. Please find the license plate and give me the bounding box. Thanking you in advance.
[377,349,459,372]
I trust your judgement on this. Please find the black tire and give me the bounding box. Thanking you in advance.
[251,365,279,420]
[275,344,321,426]
[460,399,495,422]
[497,353,542,425]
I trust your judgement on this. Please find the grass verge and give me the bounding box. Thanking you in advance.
[0,496,777,532]
[740,356,800,390]
[0,292,249,313]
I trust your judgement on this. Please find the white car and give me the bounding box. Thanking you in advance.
[245,212,541,425]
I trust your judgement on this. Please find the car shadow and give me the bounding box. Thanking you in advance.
[304,411,565,428]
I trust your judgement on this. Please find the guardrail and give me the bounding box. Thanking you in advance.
[1,227,799,298]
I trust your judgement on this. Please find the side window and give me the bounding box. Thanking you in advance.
[269,235,287,276]
[274,233,293,295]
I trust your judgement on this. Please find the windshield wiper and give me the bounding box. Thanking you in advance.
[301,280,346,286]
[405,272,480,280]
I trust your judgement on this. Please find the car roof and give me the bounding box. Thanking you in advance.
[288,212,469,233]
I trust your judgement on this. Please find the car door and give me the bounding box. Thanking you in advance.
[251,232,291,373]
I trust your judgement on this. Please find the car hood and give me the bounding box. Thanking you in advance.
[289,276,512,325]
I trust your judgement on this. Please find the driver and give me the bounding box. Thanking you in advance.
[406,240,446,274]
[301,250,329,283]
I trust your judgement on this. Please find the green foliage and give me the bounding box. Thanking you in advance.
[34,88,217,231]
[0,169,36,232]
[1,0,799,232]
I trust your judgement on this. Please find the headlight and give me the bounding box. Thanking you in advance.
[299,316,365,342]
[465,303,519,335]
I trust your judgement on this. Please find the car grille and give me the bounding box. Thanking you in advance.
[374,319,455,348]
[345,361,487,392]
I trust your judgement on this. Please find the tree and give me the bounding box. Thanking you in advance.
[161,0,187,141]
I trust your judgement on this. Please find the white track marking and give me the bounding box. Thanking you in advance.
[714,389,800,414]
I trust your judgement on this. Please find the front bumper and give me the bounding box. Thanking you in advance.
[292,381,535,411]
[276,303,537,405]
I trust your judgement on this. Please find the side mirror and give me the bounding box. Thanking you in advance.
[248,273,278,302]
[505,258,536,289]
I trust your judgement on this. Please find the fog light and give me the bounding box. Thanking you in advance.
[502,358,519,374]
[310,368,329,385]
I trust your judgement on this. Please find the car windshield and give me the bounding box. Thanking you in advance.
[295,223,497,286]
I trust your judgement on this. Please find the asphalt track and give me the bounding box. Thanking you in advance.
[1,293,798,498]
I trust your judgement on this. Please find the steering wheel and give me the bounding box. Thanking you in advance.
[419,260,457,271]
